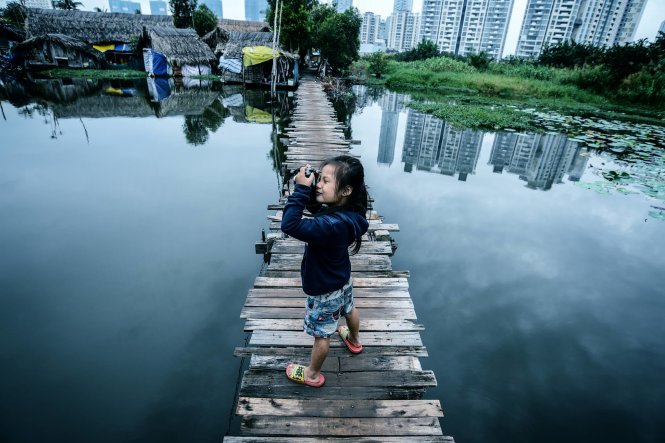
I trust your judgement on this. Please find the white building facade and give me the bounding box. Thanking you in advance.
[419,0,514,59]
[386,11,421,52]
[516,0,647,59]
[360,12,381,44]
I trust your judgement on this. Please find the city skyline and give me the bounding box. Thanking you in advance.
[10,0,663,55]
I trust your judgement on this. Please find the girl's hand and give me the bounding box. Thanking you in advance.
[295,165,316,187]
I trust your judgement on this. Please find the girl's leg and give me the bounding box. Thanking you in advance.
[306,336,329,382]
[344,307,361,345]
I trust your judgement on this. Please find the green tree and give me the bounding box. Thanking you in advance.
[0,1,27,28]
[394,39,440,62]
[367,51,387,78]
[52,0,84,10]
[467,51,491,71]
[193,4,217,37]
[267,0,317,58]
[312,7,361,73]
[170,0,197,29]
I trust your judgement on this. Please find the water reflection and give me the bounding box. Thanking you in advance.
[0,77,292,146]
[490,133,588,190]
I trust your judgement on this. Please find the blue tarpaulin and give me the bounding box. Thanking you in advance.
[143,48,169,76]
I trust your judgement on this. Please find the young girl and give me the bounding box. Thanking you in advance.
[281,155,369,387]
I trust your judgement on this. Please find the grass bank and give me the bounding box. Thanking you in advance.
[361,58,663,131]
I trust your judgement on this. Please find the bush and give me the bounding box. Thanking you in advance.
[367,51,388,78]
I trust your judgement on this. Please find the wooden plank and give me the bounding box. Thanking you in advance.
[240,307,417,320]
[236,397,443,418]
[240,416,442,436]
[224,437,454,443]
[243,318,424,332]
[270,240,393,255]
[248,331,423,347]
[243,298,414,310]
[267,254,392,272]
[253,276,408,289]
[271,222,399,231]
[239,384,425,401]
[248,355,423,372]
[234,346,429,358]
[260,270,410,279]
[241,369,436,389]
[247,287,412,299]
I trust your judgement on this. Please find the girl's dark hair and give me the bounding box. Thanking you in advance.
[319,155,368,255]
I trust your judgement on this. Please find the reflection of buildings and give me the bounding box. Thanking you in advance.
[377,92,409,166]
[402,109,482,180]
[490,132,589,189]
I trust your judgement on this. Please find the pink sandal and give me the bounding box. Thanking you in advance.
[338,326,363,354]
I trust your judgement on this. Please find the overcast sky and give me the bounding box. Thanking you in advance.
[13,0,664,55]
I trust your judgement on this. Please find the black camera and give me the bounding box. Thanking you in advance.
[304,166,320,179]
[292,166,320,185]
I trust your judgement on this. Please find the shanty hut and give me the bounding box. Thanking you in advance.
[12,33,104,69]
[216,31,298,88]
[140,26,215,77]
[0,22,25,57]
[24,8,172,66]
[202,19,271,57]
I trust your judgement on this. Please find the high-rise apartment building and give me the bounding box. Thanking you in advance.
[516,0,647,58]
[201,0,223,18]
[149,0,167,15]
[23,0,53,8]
[420,0,514,59]
[109,0,141,14]
[386,11,421,52]
[245,0,268,22]
[660,20,665,34]
[334,0,352,13]
[360,12,381,44]
[393,0,413,12]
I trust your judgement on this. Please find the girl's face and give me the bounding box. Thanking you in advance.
[315,164,351,206]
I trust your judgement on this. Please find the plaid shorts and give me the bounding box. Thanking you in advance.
[304,280,354,338]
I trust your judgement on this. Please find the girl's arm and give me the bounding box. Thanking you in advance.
[281,184,343,243]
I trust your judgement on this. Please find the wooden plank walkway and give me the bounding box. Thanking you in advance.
[224,77,453,442]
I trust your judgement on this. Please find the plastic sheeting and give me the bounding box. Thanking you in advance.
[143,48,170,76]
[219,57,242,74]
[147,76,171,102]
[94,43,132,52]
[181,64,211,77]
[242,46,280,67]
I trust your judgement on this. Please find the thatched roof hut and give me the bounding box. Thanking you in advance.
[13,33,104,69]
[24,8,172,44]
[216,31,274,59]
[142,26,214,67]
[219,19,270,33]
[202,20,271,55]
[140,26,215,76]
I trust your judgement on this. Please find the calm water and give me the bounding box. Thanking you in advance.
[1,78,664,443]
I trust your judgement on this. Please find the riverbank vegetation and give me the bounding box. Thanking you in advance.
[356,36,665,130]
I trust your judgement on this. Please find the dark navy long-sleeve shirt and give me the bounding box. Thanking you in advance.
[281,184,369,296]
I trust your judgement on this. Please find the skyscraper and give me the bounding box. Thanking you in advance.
[109,0,141,14]
[393,0,413,12]
[150,0,167,15]
[516,0,647,58]
[245,0,268,22]
[386,11,421,51]
[201,0,223,18]
[660,20,665,34]
[23,0,53,8]
[334,0,352,12]
[360,12,381,44]
[419,0,514,59]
